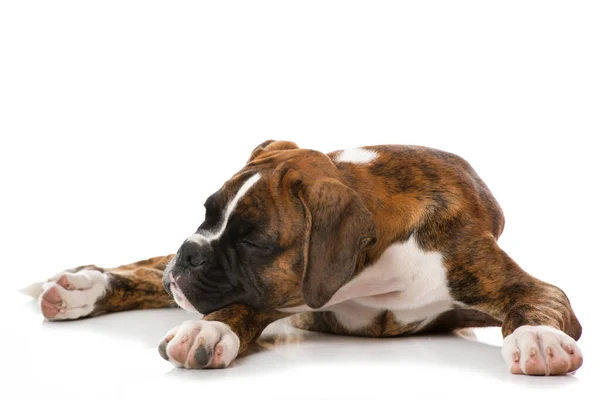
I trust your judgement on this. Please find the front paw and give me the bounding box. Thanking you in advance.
[502,325,583,375]
[158,320,240,369]
[37,270,108,320]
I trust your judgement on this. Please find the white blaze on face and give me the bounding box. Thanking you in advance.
[335,148,378,164]
[165,173,261,314]
[187,173,262,245]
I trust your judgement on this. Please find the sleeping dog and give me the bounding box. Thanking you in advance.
[27,140,583,375]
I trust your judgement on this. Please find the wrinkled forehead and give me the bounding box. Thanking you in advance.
[200,169,268,231]
[200,149,331,231]
[204,150,298,213]
[206,171,260,207]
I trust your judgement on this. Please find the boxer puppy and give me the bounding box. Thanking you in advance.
[26,140,583,375]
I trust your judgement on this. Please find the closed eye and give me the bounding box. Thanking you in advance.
[240,238,262,249]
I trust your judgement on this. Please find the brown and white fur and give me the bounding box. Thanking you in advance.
[24,140,583,375]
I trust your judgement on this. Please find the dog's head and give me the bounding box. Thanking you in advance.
[163,140,376,314]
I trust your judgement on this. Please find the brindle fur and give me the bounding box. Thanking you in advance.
[68,255,176,316]
[289,308,502,338]
[203,305,286,356]
[53,140,582,359]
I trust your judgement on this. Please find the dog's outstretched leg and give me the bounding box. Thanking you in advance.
[445,233,583,375]
[24,255,176,320]
[158,304,281,369]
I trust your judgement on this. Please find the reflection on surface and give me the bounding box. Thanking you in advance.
[26,298,579,387]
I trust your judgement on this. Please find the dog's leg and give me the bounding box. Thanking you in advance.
[158,304,279,369]
[446,234,583,375]
[26,255,175,320]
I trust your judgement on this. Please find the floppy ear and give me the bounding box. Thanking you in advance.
[248,140,299,163]
[299,178,376,309]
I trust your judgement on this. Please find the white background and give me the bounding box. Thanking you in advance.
[1,1,598,399]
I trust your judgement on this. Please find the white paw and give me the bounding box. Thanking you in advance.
[158,320,240,369]
[501,325,583,375]
[38,270,108,320]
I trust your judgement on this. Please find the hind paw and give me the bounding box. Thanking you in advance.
[502,325,583,376]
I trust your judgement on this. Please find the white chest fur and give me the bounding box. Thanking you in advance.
[279,235,457,331]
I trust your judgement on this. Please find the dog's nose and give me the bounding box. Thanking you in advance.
[177,240,206,268]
